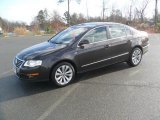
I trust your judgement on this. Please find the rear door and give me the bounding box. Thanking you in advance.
[105,25,131,63]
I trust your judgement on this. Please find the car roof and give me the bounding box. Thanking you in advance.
[72,22,124,28]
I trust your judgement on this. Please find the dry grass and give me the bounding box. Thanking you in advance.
[14,27,28,35]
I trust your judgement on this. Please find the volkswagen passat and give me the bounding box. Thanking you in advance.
[13,22,149,87]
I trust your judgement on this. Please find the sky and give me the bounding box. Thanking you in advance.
[0,0,159,25]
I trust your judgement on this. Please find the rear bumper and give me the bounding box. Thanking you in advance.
[142,44,149,54]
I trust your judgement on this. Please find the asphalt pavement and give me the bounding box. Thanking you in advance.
[0,34,160,120]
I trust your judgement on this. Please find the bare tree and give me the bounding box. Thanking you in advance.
[102,0,108,21]
[135,0,150,23]
[124,0,134,22]
[102,0,105,20]
[58,0,81,26]
[58,0,70,25]
[128,0,136,21]
[50,11,65,33]
[86,0,89,20]
[155,0,158,25]
[109,8,123,22]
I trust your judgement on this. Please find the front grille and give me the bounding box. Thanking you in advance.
[14,57,24,68]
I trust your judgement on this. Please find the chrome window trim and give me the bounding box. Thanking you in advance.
[77,36,128,48]
[81,52,129,67]
[77,24,128,47]
[78,36,127,47]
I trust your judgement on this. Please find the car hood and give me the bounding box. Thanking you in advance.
[17,41,66,60]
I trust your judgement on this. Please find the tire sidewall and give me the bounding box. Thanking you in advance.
[129,47,142,67]
[51,62,75,87]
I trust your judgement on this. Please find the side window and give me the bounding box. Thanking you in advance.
[83,27,107,43]
[125,26,133,36]
[109,25,126,38]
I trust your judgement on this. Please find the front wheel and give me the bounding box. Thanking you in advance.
[51,62,75,87]
[127,47,142,67]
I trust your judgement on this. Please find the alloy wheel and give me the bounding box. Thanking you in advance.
[131,48,142,65]
[55,65,73,85]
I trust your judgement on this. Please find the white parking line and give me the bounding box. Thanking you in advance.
[0,69,13,77]
[129,70,140,76]
[37,83,80,120]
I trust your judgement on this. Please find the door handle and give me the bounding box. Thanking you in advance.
[104,44,110,48]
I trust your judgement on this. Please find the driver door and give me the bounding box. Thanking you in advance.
[75,26,110,72]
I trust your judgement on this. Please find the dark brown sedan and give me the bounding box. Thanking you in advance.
[14,22,149,87]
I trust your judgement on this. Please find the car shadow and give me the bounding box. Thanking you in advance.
[0,62,130,103]
[0,75,57,103]
[75,62,130,82]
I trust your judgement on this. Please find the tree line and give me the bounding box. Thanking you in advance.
[0,17,26,33]
[0,0,160,34]
[30,1,160,34]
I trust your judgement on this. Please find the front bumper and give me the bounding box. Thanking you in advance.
[142,44,149,54]
[13,65,49,82]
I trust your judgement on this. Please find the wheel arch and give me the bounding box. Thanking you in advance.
[49,59,77,81]
[131,45,143,54]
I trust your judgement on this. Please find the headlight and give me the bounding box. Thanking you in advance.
[24,60,42,67]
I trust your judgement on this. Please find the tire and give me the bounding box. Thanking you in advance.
[127,47,142,67]
[51,62,75,87]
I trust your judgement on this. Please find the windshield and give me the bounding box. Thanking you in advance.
[50,27,89,44]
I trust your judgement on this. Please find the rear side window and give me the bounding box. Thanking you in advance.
[129,27,139,35]
[109,25,126,38]
[83,27,107,43]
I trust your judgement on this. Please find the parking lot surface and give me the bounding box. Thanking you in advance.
[0,34,160,120]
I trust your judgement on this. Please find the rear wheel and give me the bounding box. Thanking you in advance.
[127,47,142,67]
[51,62,75,87]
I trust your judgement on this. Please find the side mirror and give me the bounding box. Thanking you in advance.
[79,39,89,46]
